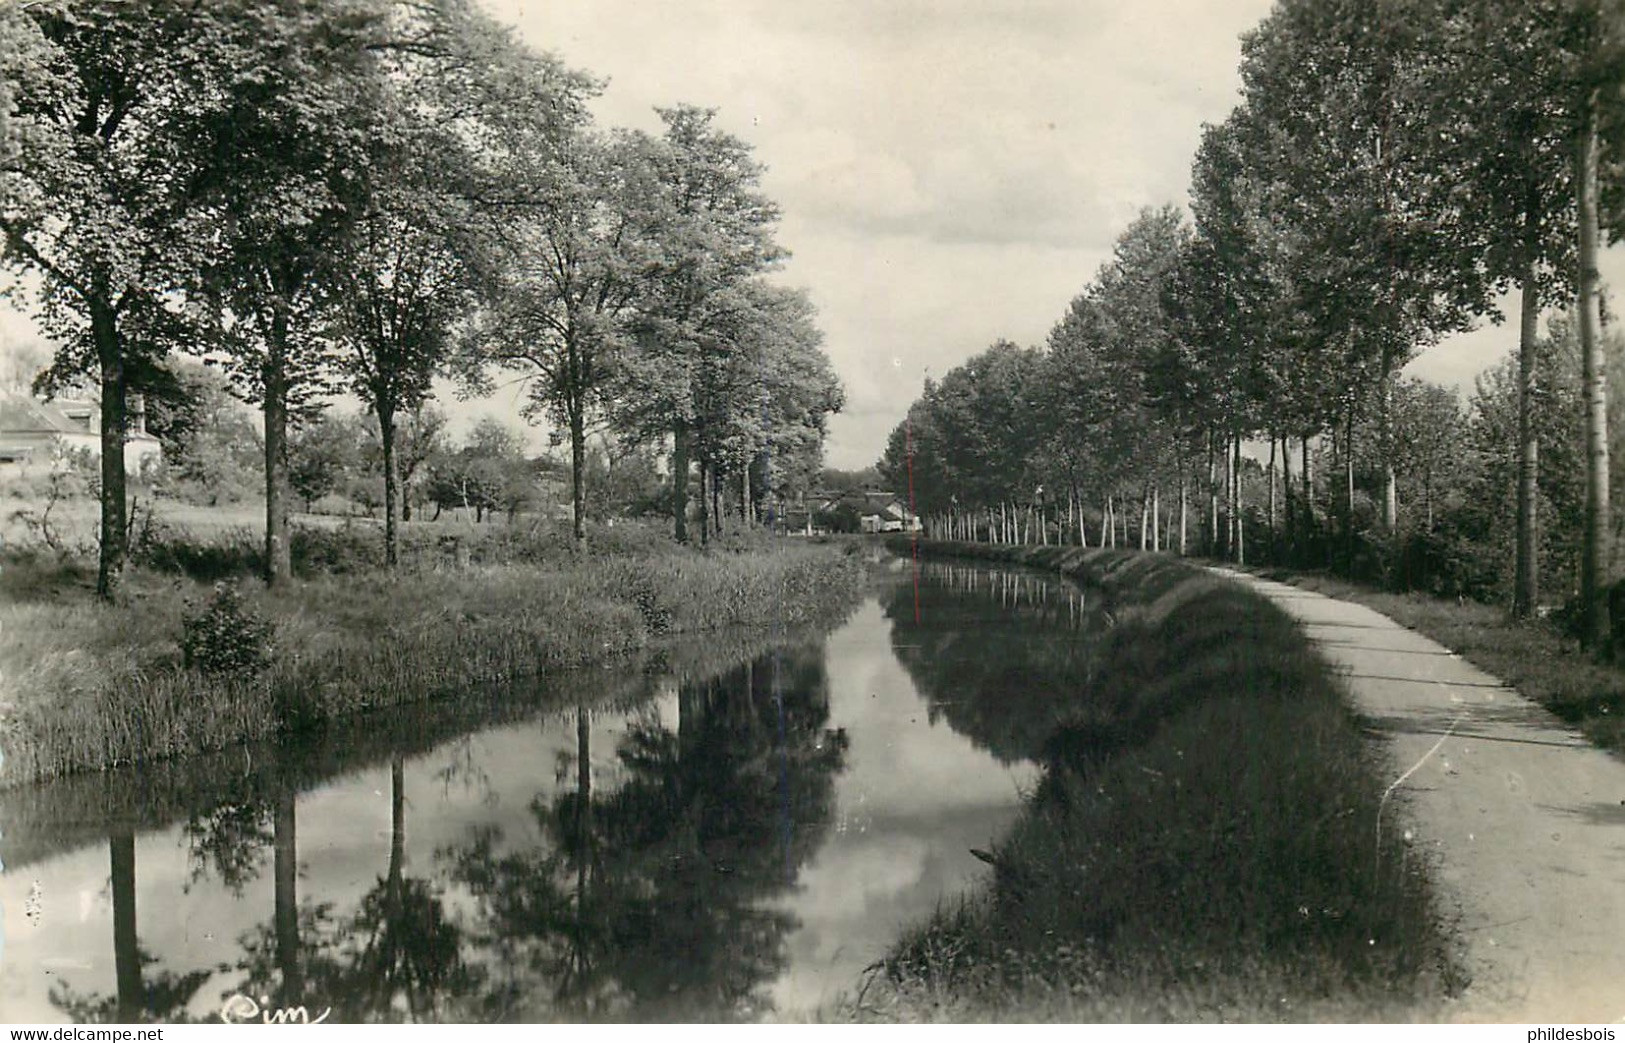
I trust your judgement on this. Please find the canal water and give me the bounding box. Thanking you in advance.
[0,559,1101,1023]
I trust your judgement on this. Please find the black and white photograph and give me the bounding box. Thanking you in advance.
[1,0,1624,1027]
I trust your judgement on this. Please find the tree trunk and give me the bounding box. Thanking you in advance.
[1344,412,1357,571]
[379,405,399,568]
[1281,434,1296,554]
[92,299,127,601]
[1179,473,1188,556]
[1267,434,1278,553]
[741,462,752,525]
[1514,243,1542,620]
[274,789,301,1004]
[1207,432,1219,558]
[263,306,293,587]
[672,420,689,544]
[711,465,722,539]
[698,459,711,545]
[570,406,587,545]
[1230,430,1243,564]
[110,832,141,1022]
[1577,94,1611,650]
[1222,431,1235,561]
[1380,355,1399,534]
[389,754,405,885]
[1302,432,1316,563]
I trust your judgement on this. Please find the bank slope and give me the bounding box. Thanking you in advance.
[850,542,1460,1022]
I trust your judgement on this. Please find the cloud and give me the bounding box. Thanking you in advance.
[10,1,1623,472]
[484,0,1276,465]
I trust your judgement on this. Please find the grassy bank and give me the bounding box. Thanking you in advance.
[0,524,866,787]
[851,542,1459,1022]
[1238,566,1625,754]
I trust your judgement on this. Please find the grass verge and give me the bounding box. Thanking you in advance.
[847,541,1460,1022]
[0,533,866,787]
[1240,565,1625,754]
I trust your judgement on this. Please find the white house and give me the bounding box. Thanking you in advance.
[0,392,162,474]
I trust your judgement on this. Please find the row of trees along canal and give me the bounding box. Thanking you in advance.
[0,0,843,598]
[881,0,1625,649]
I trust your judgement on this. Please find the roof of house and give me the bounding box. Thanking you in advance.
[0,392,157,441]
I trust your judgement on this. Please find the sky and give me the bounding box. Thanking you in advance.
[3,1,1623,469]
[491,0,1286,468]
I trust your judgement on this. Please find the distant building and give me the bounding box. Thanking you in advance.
[0,392,162,474]
[792,488,919,535]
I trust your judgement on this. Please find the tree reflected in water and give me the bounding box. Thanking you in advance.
[885,562,1104,763]
[49,832,214,1024]
[225,756,478,1022]
[449,643,848,1021]
[44,642,846,1024]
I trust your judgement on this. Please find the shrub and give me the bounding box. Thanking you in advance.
[180,584,274,679]
[134,524,262,581]
[292,523,385,574]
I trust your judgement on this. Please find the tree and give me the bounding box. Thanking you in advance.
[879,341,1044,523]
[1569,0,1625,648]
[331,171,472,561]
[394,404,449,523]
[1415,0,1580,616]
[287,412,364,513]
[330,0,589,566]
[688,281,843,525]
[468,127,658,545]
[1387,378,1466,533]
[1237,0,1484,542]
[141,358,261,505]
[0,3,228,598]
[186,1,391,586]
[611,106,785,543]
[426,417,534,523]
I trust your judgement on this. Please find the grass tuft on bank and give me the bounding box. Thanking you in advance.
[0,524,866,787]
[848,542,1460,1022]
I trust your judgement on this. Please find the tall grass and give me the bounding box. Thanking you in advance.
[0,536,866,787]
[846,542,1460,1023]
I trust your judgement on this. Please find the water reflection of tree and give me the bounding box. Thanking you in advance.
[885,564,1102,763]
[450,644,849,1022]
[225,757,478,1022]
[49,832,213,1024]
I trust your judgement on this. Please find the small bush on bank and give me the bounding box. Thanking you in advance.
[180,584,274,679]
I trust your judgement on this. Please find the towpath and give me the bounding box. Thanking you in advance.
[1219,570,1625,1023]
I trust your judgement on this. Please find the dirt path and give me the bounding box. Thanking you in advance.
[1220,570,1625,1023]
